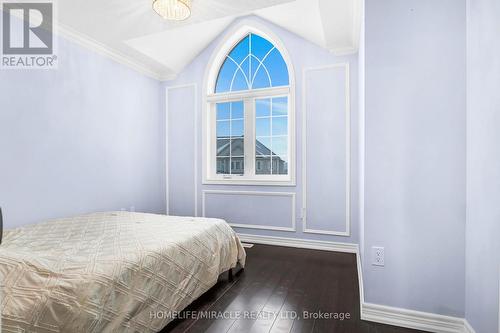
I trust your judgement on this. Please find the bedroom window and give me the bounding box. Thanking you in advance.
[205,29,295,185]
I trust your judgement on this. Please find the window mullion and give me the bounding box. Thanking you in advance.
[206,86,290,103]
[244,98,255,177]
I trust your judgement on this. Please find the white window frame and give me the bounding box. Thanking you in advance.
[202,22,296,186]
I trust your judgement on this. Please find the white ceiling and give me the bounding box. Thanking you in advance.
[56,0,361,80]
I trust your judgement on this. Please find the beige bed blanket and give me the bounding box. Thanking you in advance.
[0,212,246,333]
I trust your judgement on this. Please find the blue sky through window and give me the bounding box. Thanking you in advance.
[215,33,289,93]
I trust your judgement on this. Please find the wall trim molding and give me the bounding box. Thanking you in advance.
[193,84,199,217]
[330,46,359,56]
[236,233,358,253]
[203,191,296,232]
[361,303,471,333]
[57,23,173,81]
[302,63,351,237]
[236,234,475,333]
[165,84,199,216]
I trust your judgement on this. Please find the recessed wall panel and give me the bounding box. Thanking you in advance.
[304,65,349,235]
[167,85,196,216]
[203,191,295,231]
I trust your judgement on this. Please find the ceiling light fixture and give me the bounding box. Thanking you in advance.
[153,0,191,21]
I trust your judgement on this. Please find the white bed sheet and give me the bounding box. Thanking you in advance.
[0,211,246,332]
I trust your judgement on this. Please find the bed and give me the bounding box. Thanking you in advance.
[0,211,246,333]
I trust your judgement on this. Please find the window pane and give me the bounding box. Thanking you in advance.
[216,101,245,175]
[216,120,230,138]
[217,103,230,120]
[256,117,271,137]
[231,70,249,91]
[252,66,272,90]
[231,119,244,137]
[231,101,244,119]
[217,157,230,174]
[228,35,249,64]
[271,136,288,158]
[272,156,288,175]
[239,57,250,83]
[251,34,274,61]
[217,139,230,157]
[256,137,271,155]
[256,98,271,117]
[272,117,288,136]
[272,97,288,116]
[215,59,237,93]
[231,157,244,175]
[231,138,244,156]
[254,96,289,176]
[256,156,271,174]
[264,48,289,87]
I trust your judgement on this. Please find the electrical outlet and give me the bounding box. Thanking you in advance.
[372,246,385,266]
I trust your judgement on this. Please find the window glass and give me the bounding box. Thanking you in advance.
[216,101,244,175]
[215,34,289,93]
[255,96,288,175]
[255,98,271,117]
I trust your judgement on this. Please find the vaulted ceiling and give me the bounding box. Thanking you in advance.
[57,0,362,80]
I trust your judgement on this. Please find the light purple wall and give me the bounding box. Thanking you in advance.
[164,16,361,244]
[364,0,466,317]
[466,0,500,331]
[0,34,165,228]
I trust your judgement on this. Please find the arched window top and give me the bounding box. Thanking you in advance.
[215,33,289,93]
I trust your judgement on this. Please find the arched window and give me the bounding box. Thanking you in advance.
[205,27,295,185]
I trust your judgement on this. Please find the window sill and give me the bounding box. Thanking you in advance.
[202,178,296,187]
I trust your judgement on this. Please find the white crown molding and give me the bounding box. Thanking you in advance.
[330,46,359,56]
[161,73,178,81]
[9,10,174,80]
[351,0,362,53]
[318,0,361,56]
[56,23,172,81]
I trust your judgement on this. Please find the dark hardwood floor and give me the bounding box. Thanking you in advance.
[161,244,424,333]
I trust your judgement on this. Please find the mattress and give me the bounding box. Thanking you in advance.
[0,212,246,333]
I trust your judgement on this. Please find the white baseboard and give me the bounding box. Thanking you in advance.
[463,320,476,333]
[361,303,472,333]
[236,233,359,253]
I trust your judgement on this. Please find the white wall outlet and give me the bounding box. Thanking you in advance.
[372,246,385,266]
